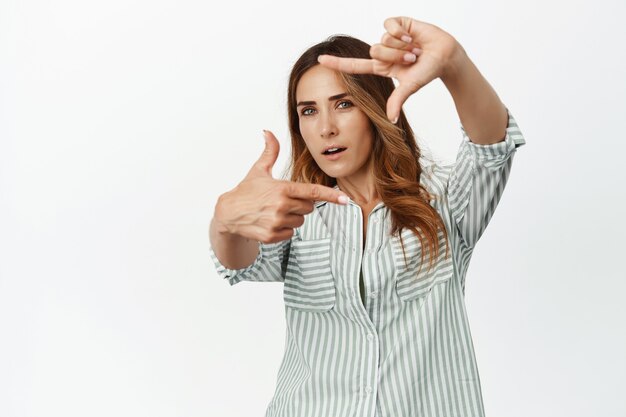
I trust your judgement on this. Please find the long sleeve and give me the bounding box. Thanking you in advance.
[208,239,292,286]
[447,107,526,249]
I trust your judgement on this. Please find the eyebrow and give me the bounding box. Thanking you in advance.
[296,93,349,107]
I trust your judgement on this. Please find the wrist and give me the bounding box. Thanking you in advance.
[213,192,236,235]
[211,215,232,236]
[440,43,470,86]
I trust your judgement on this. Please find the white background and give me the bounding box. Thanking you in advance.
[1,0,625,416]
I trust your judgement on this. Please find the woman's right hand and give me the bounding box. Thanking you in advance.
[212,130,349,244]
[318,17,464,124]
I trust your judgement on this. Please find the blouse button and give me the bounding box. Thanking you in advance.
[365,386,372,395]
[367,333,373,341]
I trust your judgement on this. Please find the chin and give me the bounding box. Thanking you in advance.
[319,165,351,179]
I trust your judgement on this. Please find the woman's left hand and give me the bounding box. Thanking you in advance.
[318,17,466,123]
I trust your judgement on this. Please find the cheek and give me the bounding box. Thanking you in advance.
[345,111,370,133]
[351,117,374,153]
[299,132,319,162]
[299,120,315,143]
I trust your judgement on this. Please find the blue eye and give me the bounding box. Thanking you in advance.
[338,100,353,109]
[300,101,353,117]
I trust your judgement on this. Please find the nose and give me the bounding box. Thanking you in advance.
[319,111,338,138]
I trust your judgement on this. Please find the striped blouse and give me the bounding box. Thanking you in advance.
[209,108,525,417]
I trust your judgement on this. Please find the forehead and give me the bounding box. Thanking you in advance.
[296,65,347,100]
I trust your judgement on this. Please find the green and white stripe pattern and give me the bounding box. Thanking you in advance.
[209,109,525,417]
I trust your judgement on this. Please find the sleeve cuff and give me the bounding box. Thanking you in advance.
[208,241,263,282]
[448,107,526,226]
[460,107,526,162]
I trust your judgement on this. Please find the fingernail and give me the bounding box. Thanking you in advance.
[262,130,268,141]
[403,53,417,63]
[412,47,422,55]
[392,117,398,124]
[317,55,323,63]
[401,35,412,43]
[338,195,349,205]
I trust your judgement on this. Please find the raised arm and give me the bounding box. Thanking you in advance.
[439,46,508,145]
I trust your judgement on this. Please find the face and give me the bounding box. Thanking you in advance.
[295,65,374,181]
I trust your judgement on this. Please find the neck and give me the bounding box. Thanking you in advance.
[336,164,379,207]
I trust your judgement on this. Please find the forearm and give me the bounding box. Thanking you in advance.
[440,46,508,145]
[209,215,259,270]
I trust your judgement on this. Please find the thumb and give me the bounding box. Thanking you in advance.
[249,130,280,178]
[386,83,418,124]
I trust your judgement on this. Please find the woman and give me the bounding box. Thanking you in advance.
[209,17,525,417]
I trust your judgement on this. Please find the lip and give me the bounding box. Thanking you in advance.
[322,147,347,161]
[321,144,346,154]
[321,144,348,161]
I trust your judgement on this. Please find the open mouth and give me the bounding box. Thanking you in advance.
[322,147,347,155]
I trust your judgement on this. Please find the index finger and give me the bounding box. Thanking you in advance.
[283,181,349,205]
[317,55,377,75]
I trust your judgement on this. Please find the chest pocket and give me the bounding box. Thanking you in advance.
[283,237,336,312]
[393,227,453,302]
